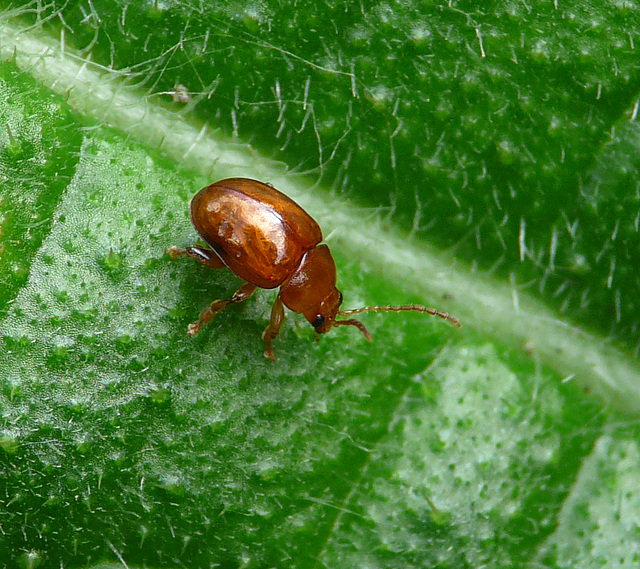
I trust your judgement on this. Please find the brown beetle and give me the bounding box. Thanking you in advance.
[167,178,459,360]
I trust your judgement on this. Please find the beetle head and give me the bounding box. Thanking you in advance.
[305,288,343,334]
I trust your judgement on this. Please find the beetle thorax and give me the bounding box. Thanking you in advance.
[279,244,342,329]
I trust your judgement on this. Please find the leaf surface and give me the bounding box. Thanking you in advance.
[1,2,640,568]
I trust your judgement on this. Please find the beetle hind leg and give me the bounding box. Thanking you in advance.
[187,282,258,337]
[166,245,225,269]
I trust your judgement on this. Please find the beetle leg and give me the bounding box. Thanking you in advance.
[166,245,225,269]
[187,282,257,337]
[262,295,285,361]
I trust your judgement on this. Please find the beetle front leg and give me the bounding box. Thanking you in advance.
[187,282,257,337]
[262,295,285,361]
[166,245,225,269]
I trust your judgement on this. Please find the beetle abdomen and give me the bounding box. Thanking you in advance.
[191,179,322,288]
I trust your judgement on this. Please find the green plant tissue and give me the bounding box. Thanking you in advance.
[1,2,640,568]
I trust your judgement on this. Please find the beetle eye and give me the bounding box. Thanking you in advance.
[338,291,344,306]
[311,315,325,328]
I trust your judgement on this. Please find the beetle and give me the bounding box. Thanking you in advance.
[166,178,460,360]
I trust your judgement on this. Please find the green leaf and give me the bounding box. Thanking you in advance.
[1,2,640,568]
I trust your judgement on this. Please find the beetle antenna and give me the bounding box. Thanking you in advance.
[333,318,373,341]
[338,304,461,328]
